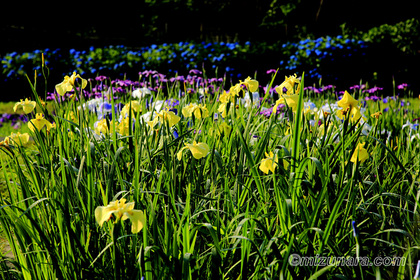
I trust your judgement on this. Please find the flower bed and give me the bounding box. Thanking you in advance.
[1,62,420,278]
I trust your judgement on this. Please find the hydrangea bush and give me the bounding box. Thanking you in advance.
[2,19,418,88]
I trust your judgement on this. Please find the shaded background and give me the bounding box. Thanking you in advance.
[1,0,419,100]
[2,0,418,52]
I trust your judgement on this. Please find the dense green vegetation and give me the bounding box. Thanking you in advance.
[1,2,420,278]
[1,63,420,278]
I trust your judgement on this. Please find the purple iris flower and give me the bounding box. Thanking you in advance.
[97,101,119,120]
[19,115,28,123]
[364,87,383,94]
[189,69,202,75]
[349,84,366,91]
[141,70,158,77]
[320,85,334,92]
[95,75,107,81]
[165,99,180,107]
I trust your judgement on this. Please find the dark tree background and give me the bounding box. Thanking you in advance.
[1,0,418,54]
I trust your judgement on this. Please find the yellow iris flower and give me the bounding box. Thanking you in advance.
[118,117,131,136]
[273,74,301,114]
[95,198,145,234]
[336,91,362,123]
[157,108,181,127]
[177,141,210,160]
[337,91,358,109]
[95,119,110,135]
[3,132,30,146]
[219,91,232,104]
[229,83,242,97]
[228,77,259,98]
[242,77,259,92]
[182,103,209,119]
[217,77,258,118]
[272,94,300,113]
[336,106,362,123]
[182,103,197,117]
[28,113,53,132]
[275,74,300,95]
[121,101,141,118]
[13,98,36,114]
[259,151,279,174]
[217,103,228,119]
[350,142,369,163]
[371,111,382,119]
[147,117,160,129]
[217,122,232,136]
[55,71,87,96]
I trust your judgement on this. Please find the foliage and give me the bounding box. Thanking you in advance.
[1,19,418,99]
[342,18,420,54]
[1,58,420,279]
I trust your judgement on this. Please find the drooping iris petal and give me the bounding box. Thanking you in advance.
[95,201,119,227]
[243,77,259,92]
[272,98,285,114]
[350,142,369,163]
[193,104,209,119]
[186,141,210,159]
[158,109,180,127]
[218,103,228,118]
[337,91,358,109]
[177,146,189,161]
[124,209,146,234]
[177,141,209,160]
[118,117,133,136]
[56,77,74,96]
[55,72,87,96]
[283,94,300,113]
[259,151,279,174]
[182,103,197,118]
